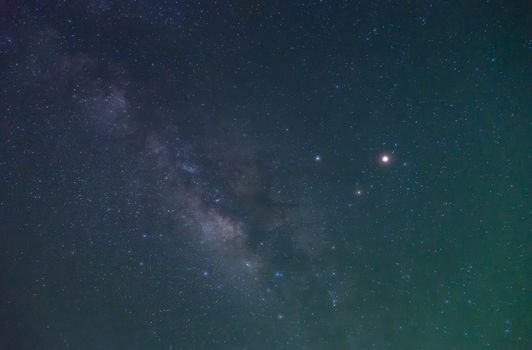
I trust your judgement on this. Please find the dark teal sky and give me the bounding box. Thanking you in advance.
[1,1,530,349]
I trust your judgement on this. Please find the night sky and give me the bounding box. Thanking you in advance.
[1,1,531,349]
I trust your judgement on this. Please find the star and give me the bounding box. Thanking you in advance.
[379,154,391,165]
[314,154,321,162]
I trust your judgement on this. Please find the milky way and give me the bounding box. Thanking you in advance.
[1,1,530,349]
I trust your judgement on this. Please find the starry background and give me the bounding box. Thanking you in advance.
[1,1,531,349]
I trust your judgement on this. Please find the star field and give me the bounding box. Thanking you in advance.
[1,1,531,349]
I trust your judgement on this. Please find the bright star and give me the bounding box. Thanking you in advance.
[379,154,391,165]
